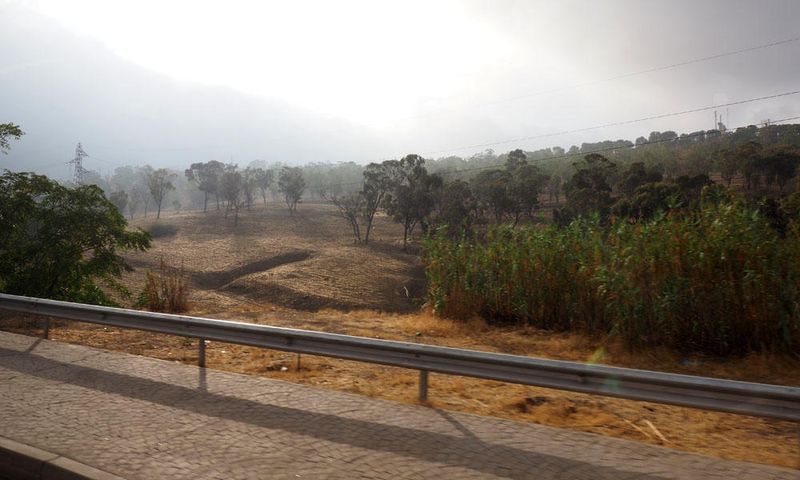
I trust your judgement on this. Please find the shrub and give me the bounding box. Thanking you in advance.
[137,258,189,313]
[146,223,179,238]
[424,202,800,355]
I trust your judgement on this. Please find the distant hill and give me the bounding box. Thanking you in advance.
[0,5,381,179]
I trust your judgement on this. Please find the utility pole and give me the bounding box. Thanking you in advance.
[68,142,88,185]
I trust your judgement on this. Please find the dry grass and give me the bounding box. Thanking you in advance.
[125,206,424,313]
[3,204,798,469]
[139,258,189,313]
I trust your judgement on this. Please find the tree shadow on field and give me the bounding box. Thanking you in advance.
[0,347,674,480]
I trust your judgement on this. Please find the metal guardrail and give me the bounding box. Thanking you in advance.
[1,293,798,422]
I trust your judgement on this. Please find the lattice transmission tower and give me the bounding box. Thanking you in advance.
[68,142,88,185]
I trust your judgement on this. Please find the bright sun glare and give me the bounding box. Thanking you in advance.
[27,0,516,128]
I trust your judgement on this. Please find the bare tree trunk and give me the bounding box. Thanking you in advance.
[402,218,411,251]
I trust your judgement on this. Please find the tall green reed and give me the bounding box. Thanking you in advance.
[423,203,800,355]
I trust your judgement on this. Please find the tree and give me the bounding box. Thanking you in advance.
[219,165,245,226]
[505,148,527,170]
[547,174,562,203]
[361,160,404,244]
[383,154,441,250]
[472,169,513,222]
[278,167,305,214]
[617,162,663,198]
[109,190,128,215]
[470,150,547,226]
[506,162,548,226]
[561,153,618,219]
[326,192,365,244]
[185,160,224,213]
[252,168,275,208]
[241,167,258,210]
[128,186,146,219]
[737,141,763,190]
[714,149,739,186]
[760,145,800,193]
[613,182,681,220]
[0,171,150,303]
[430,180,476,235]
[0,123,24,154]
[675,173,713,204]
[144,167,176,219]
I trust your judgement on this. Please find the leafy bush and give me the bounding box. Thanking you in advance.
[146,223,179,238]
[136,258,188,313]
[424,202,800,355]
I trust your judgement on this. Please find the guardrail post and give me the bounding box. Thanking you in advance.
[198,338,206,368]
[43,318,50,339]
[418,370,429,402]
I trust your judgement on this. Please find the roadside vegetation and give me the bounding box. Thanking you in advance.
[3,120,800,355]
[425,199,800,355]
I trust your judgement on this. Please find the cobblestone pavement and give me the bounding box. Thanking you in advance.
[0,331,797,480]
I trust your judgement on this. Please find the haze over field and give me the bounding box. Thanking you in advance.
[1,0,799,179]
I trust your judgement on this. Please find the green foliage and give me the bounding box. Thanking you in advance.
[0,123,24,154]
[713,149,739,186]
[0,171,151,304]
[560,154,618,222]
[470,150,548,226]
[361,160,404,244]
[278,166,306,214]
[424,201,800,355]
[613,182,681,220]
[143,167,176,219]
[430,179,477,235]
[617,162,662,197]
[109,190,128,214]
[185,160,225,212]
[760,144,800,192]
[252,167,275,207]
[382,155,442,250]
[737,141,763,190]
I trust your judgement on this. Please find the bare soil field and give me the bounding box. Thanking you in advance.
[2,203,799,469]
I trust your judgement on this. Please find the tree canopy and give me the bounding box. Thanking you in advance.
[278,166,306,214]
[0,123,24,154]
[0,171,151,304]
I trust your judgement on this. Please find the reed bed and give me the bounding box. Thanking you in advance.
[424,203,800,355]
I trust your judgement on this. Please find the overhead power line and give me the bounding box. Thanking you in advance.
[419,89,800,155]
[300,113,800,194]
[396,35,800,123]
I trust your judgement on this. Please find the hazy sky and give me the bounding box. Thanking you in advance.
[2,0,799,177]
